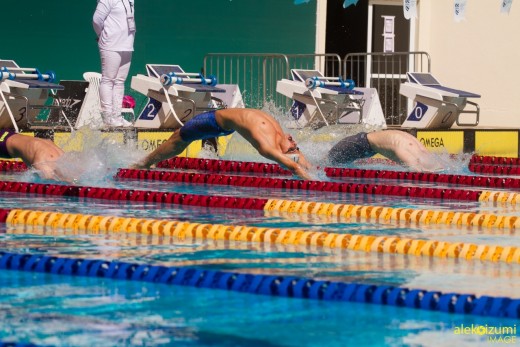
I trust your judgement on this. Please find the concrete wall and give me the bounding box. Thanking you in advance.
[416,0,520,127]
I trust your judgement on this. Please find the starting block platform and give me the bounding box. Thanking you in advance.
[0,59,90,132]
[131,64,244,129]
[400,72,481,129]
[276,69,386,129]
[0,60,66,132]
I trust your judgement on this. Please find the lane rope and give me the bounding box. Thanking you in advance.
[325,167,520,190]
[0,180,518,229]
[471,155,520,166]
[2,156,520,191]
[3,208,520,263]
[1,251,518,319]
[469,163,520,176]
[116,168,520,205]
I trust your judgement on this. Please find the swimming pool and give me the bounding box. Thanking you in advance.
[0,135,519,346]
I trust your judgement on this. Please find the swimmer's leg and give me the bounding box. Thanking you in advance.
[392,136,444,172]
[135,130,191,168]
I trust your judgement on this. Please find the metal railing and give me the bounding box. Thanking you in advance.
[285,53,342,78]
[203,53,342,110]
[204,52,431,125]
[343,52,431,126]
[203,53,289,109]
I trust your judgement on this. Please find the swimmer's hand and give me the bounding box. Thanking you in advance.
[130,161,153,170]
[8,135,66,181]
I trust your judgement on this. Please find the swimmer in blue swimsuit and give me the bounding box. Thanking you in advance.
[179,110,235,142]
[134,108,313,179]
[329,130,443,172]
[0,129,65,179]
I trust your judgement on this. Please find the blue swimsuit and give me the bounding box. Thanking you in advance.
[179,111,235,142]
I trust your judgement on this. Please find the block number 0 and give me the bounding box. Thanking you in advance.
[414,105,423,120]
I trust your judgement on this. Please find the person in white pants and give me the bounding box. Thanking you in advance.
[93,0,136,127]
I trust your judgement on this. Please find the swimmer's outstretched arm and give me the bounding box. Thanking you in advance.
[295,151,313,170]
[259,147,312,180]
[4,133,65,180]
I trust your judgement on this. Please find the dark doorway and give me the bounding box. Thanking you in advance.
[372,4,410,52]
[325,0,369,58]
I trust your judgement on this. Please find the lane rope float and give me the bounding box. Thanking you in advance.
[0,251,518,319]
[0,180,518,229]
[3,208,520,263]
[116,168,520,205]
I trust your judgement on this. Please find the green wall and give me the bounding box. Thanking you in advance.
[4,1,316,81]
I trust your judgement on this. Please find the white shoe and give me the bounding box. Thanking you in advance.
[103,115,133,127]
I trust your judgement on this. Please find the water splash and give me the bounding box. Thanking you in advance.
[25,126,146,186]
[21,103,474,185]
[214,102,473,175]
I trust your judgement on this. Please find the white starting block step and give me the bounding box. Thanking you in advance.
[131,64,244,129]
[276,69,386,129]
[400,72,481,129]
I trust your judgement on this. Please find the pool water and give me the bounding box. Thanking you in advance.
[1,269,517,347]
[0,125,519,346]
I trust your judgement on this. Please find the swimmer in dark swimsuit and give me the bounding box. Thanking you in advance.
[328,130,443,172]
[133,108,313,180]
[0,129,65,179]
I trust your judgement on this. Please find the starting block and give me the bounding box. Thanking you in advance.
[400,72,480,129]
[131,64,244,129]
[0,60,65,131]
[276,69,386,129]
[0,60,90,132]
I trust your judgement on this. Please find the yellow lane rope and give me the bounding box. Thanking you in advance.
[7,227,520,279]
[5,209,520,264]
[264,199,520,229]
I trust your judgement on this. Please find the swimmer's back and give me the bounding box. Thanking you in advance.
[216,108,282,133]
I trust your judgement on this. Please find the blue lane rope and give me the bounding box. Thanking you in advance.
[0,251,518,319]
[0,342,48,347]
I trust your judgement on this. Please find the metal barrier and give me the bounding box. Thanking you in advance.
[285,53,342,77]
[203,53,289,109]
[204,52,430,125]
[343,52,431,126]
[203,53,342,110]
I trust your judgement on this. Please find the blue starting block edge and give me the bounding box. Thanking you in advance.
[182,83,225,93]
[429,85,481,99]
[407,72,480,98]
[321,86,364,95]
[13,80,64,90]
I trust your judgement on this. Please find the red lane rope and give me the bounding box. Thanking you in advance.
[0,181,268,210]
[468,163,520,176]
[157,157,292,175]
[157,157,520,189]
[0,161,27,172]
[3,156,518,189]
[471,155,520,166]
[116,168,484,202]
[326,168,520,189]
